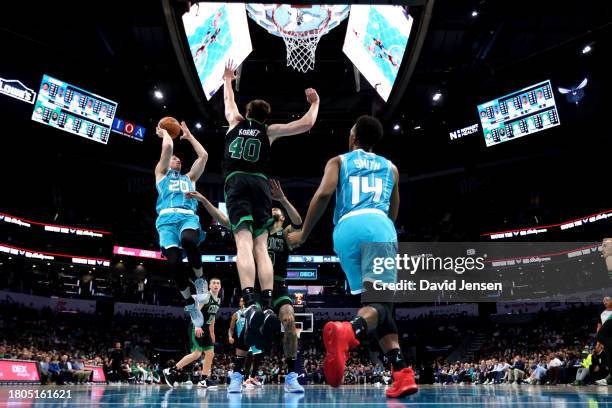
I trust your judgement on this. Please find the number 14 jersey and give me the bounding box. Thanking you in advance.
[333,149,395,225]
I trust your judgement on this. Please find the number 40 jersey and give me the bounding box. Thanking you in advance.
[223,118,271,180]
[333,149,395,225]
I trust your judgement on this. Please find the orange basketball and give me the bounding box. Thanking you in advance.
[158,116,182,139]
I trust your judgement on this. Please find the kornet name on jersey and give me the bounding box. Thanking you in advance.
[333,149,395,224]
[156,169,197,214]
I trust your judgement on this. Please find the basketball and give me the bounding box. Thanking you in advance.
[158,116,182,139]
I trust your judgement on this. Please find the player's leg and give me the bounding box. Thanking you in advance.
[161,246,204,327]
[175,350,202,371]
[179,214,209,304]
[225,176,268,348]
[234,227,256,297]
[322,220,363,387]
[366,303,417,397]
[225,176,258,304]
[164,323,207,387]
[253,232,273,308]
[248,351,263,387]
[229,348,248,393]
[198,348,215,388]
[234,227,269,348]
[279,304,297,370]
[243,351,254,381]
[323,214,406,391]
[252,232,282,349]
[250,177,280,349]
[252,176,275,312]
[229,322,249,393]
[279,303,304,393]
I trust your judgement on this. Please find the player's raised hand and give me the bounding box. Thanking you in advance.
[179,121,194,141]
[269,179,286,201]
[156,126,170,139]
[305,88,319,104]
[287,230,305,247]
[223,59,237,81]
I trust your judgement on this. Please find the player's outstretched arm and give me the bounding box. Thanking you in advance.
[267,88,320,143]
[223,59,244,129]
[228,313,237,344]
[287,156,340,247]
[270,179,302,230]
[184,191,231,229]
[181,122,209,182]
[155,127,173,183]
[389,164,400,222]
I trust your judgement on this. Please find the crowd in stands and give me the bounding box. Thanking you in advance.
[433,347,608,386]
[432,305,606,386]
[0,299,607,387]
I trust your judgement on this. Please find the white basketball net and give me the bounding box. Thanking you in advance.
[279,31,322,73]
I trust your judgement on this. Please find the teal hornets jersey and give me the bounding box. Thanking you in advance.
[333,149,395,224]
[235,309,246,335]
[155,169,198,214]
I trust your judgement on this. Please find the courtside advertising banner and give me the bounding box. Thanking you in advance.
[0,360,40,383]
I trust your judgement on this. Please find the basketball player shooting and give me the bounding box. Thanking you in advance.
[221,59,319,350]
[154,122,210,328]
[288,115,418,398]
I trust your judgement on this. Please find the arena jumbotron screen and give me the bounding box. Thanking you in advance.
[181,2,253,100]
[477,80,561,147]
[31,74,117,144]
[343,5,413,101]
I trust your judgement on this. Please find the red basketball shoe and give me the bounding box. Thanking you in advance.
[323,321,360,387]
[386,367,418,398]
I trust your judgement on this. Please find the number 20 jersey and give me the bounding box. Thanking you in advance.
[155,169,198,214]
[223,119,271,179]
[333,149,395,225]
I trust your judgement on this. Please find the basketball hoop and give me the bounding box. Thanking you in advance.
[247,4,349,73]
[272,6,331,73]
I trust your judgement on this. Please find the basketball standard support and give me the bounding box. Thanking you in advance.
[353,63,361,93]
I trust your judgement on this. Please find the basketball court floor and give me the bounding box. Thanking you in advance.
[1,384,611,407]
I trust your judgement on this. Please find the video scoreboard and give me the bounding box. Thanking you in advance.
[477,80,560,147]
[32,74,117,144]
